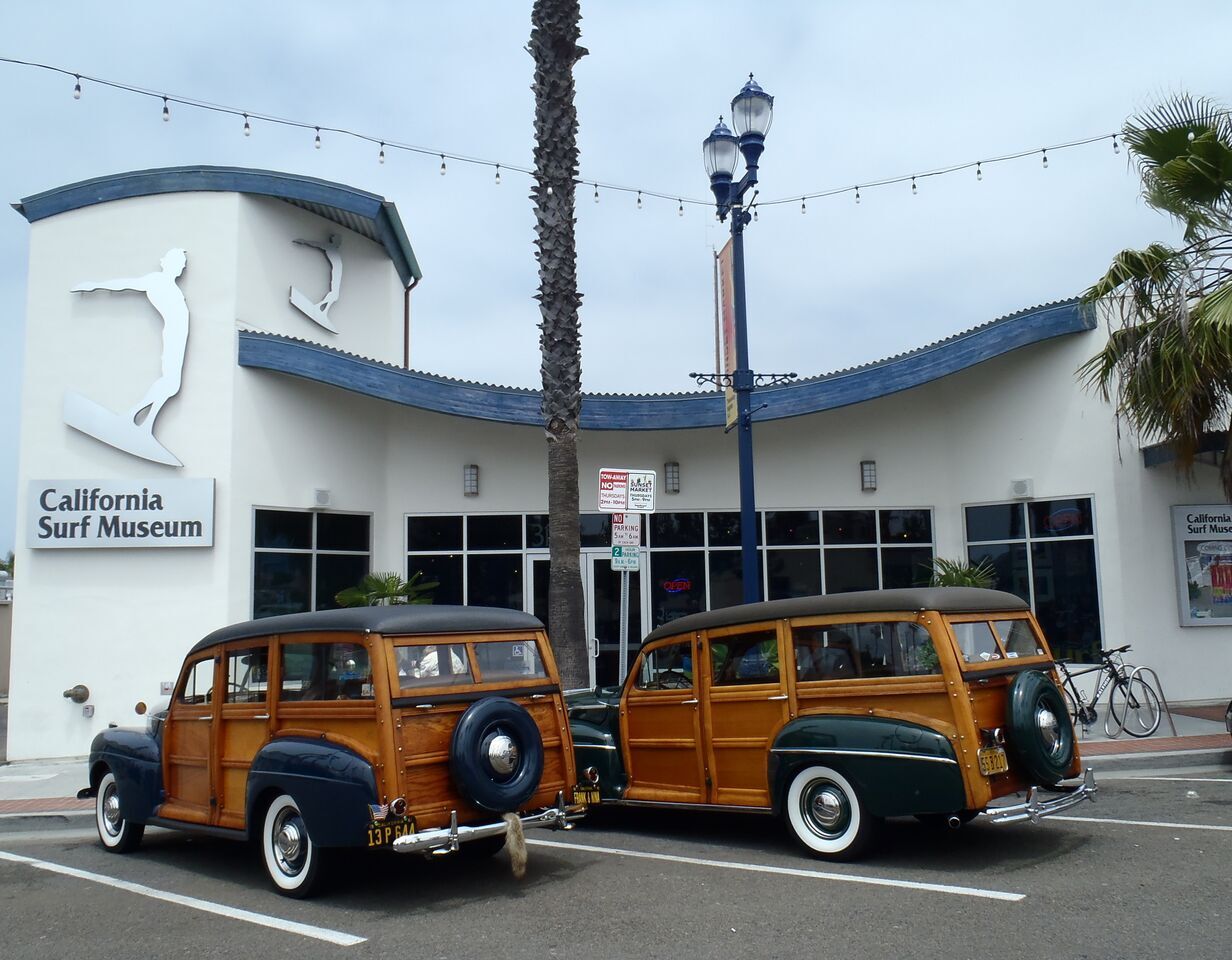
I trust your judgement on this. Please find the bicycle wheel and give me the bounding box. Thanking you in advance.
[1108,677,1161,737]
[1062,688,1082,732]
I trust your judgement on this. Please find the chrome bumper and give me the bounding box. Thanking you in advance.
[391,791,585,856]
[982,768,1098,824]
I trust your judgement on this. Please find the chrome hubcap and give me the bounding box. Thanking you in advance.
[802,781,850,837]
[272,811,306,875]
[487,734,519,776]
[102,789,122,834]
[1037,705,1061,757]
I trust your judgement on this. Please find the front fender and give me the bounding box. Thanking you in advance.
[85,728,162,823]
[246,737,378,848]
[769,716,965,818]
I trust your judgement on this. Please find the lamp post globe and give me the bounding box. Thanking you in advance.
[702,117,741,210]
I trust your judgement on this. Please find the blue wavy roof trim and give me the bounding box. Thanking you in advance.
[237,298,1094,430]
[12,165,422,286]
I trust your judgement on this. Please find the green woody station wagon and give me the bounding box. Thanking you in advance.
[568,587,1096,860]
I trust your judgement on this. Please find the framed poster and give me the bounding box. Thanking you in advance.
[1172,504,1232,626]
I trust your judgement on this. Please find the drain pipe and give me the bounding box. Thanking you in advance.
[403,277,420,369]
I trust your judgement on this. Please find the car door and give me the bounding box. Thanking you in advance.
[700,622,789,808]
[215,642,272,830]
[621,636,706,803]
[159,651,219,824]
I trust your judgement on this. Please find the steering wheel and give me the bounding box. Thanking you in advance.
[657,670,692,690]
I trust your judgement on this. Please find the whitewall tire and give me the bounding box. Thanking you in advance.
[261,794,323,898]
[95,771,144,853]
[784,765,877,861]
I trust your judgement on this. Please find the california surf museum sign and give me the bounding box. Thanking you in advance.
[28,479,215,548]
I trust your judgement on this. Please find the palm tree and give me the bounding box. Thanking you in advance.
[0,551,12,577]
[1081,94,1232,499]
[530,0,589,688]
[335,571,437,607]
[928,557,996,589]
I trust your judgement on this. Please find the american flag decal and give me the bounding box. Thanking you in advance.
[368,802,389,821]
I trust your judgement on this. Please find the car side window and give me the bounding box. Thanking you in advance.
[225,647,268,703]
[178,657,215,705]
[280,641,374,700]
[794,622,941,680]
[710,630,779,685]
[634,641,693,691]
[993,619,1044,658]
[395,643,473,688]
[952,621,1001,663]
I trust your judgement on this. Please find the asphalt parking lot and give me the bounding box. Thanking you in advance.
[1,751,1229,960]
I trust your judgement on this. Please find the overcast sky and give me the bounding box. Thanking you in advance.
[3,1,1231,556]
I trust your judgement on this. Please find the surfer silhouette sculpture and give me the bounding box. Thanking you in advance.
[67,248,189,467]
[289,234,342,333]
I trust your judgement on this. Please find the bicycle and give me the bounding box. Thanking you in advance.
[1053,644,1162,738]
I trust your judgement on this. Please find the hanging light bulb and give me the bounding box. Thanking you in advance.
[1112,134,1120,155]
[855,186,861,204]
[977,162,983,181]
[547,183,554,195]
[439,154,447,175]
[1188,130,1196,142]
[593,183,599,203]
[752,206,758,221]
[494,164,501,185]
[162,97,170,122]
[677,199,683,217]
[314,127,321,149]
[911,176,917,195]
[637,191,643,209]
[800,197,806,214]
[242,114,251,137]
[378,142,385,164]
[73,75,81,100]
[1041,149,1049,169]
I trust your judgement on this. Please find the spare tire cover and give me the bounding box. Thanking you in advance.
[1005,670,1075,786]
[450,697,545,813]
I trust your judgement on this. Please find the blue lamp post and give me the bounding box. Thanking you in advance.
[696,76,793,605]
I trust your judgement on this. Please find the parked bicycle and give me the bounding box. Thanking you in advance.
[1054,644,1162,738]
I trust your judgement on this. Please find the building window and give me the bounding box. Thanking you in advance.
[407,514,523,610]
[965,498,1101,661]
[253,509,371,619]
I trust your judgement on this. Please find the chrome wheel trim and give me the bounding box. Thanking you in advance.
[1036,704,1062,759]
[102,788,123,836]
[487,733,520,776]
[271,808,307,877]
[801,780,851,839]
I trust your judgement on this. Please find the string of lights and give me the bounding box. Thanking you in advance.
[3,55,1133,216]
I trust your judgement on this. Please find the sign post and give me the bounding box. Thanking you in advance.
[599,474,655,682]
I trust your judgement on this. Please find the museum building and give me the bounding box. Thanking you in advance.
[6,165,1229,761]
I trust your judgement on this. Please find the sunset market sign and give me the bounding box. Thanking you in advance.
[27,480,214,549]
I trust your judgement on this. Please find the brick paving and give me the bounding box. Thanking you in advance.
[0,796,92,814]
[1080,733,1231,756]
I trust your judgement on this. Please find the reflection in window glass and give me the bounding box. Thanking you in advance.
[651,512,704,548]
[253,552,312,619]
[526,514,549,549]
[407,515,463,551]
[881,546,934,589]
[396,644,472,687]
[253,511,371,619]
[410,555,463,606]
[765,511,819,545]
[468,515,522,550]
[822,510,875,545]
[708,512,762,547]
[968,543,1031,601]
[650,551,706,629]
[635,642,693,691]
[994,619,1044,658]
[966,503,1025,543]
[794,621,941,680]
[1028,499,1094,539]
[474,640,547,681]
[767,549,821,599]
[316,553,369,611]
[951,621,1001,663]
[824,548,878,593]
[255,510,312,549]
[711,630,779,685]
[879,510,932,544]
[280,642,373,700]
[179,659,214,704]
[225,648,268,703]
[580,513,612,548]
[467,554,523,609]
[708,550,754,610]
[1031,540,1101,662]
[317,513,370,552]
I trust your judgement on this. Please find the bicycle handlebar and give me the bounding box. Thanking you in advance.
[1100,645,1131,658]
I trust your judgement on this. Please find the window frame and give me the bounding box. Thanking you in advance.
[251,508,372,619]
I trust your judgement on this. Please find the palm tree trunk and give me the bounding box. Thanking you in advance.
[531,0,588,688]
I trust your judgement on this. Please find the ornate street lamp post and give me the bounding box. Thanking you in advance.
[694,77,794,604]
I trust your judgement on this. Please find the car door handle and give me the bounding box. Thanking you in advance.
[195,716,212,721]
[531,694,547,700]
[253,714,270,720]
[768,694,789,701]
[681,699,699,705]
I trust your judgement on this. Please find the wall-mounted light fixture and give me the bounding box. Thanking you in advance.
[860,460,877,492]
[463,464,480,496]
[664,460,681,494]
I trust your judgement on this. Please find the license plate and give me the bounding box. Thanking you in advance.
[978,746,1009,776]
[573,785,600,806]
[367,816,416,847]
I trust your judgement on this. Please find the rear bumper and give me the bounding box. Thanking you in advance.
[391,791,585,855]
[982,768,1098,824]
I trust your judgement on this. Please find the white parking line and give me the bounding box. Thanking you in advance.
[527,838,1025,902]
[1052,816,1232,832]
[0,809,94,820]
[0,850,366,946]
[1117,777,1232,784]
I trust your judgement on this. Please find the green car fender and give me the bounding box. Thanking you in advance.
[768,715,967,818]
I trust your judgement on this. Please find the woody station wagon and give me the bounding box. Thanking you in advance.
[80,606,589,897]
[568,587,1097,860]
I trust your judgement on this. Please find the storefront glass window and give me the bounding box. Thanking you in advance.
[467,554,523,610]
[822,510,876,545]
[765,510,820,546]
[253,510,370,619]
[649,551,706,629]
[767,548,822,599]
[651,512,704,548]
[824,547,879,593]
[468,514,522,551]
[407,515,463,551]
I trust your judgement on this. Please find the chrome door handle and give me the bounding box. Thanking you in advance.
[415,704,435,709]
[681,699,699,705]
[253,714,270,720]
[195,716,212,721]
[531,694,547,700]
[768,694,789,701]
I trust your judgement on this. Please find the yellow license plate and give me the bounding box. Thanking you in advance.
[573,785,600,806]
[978,747,1009,776]
[367,816,416,847]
